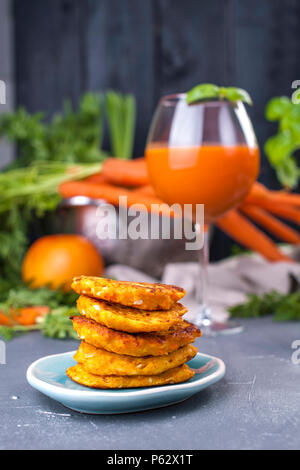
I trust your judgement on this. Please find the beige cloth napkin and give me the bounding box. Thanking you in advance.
[105,253,300,323]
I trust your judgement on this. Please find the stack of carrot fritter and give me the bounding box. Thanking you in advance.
[67,276,201,389]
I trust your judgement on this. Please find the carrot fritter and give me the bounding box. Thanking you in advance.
[71,276,185,311]
[71,315,201,357]
[66,363,195,389]
[76,295,186,333]
[74,341,197,376]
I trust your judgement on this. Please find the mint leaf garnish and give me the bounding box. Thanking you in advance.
[186,84,220,104]
[186,83,252,105]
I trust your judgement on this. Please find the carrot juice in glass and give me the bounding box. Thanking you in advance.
[145,95,260,335]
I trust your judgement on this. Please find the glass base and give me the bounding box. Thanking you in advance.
[201,320,244,336]
[193,307,243,336]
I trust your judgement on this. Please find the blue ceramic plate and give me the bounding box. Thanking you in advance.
[26,351,225,414]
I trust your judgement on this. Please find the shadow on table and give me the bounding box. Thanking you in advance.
[33,377,229,423]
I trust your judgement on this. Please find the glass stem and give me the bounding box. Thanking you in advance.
[196,223,211,327]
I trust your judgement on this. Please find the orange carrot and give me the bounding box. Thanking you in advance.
[216,209,293,262]
[252,200,300,225]
[240,204,300,244]
[246,181,269,201]
[246,182,300,207]
[244,183,300,225]
[0,306,49,327]
[59,181,177,218]
[132,184,157,197]
[85,173,107,184]
[12,306,50,326]
[101,158,149,187]
[267,191,300,207]
[0,311,13,326]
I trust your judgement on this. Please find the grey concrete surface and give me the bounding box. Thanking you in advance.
[0,317,299,450]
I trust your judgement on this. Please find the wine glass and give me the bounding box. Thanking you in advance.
[145,94,260,335]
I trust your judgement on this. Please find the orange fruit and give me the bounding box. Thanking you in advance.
[22,234,104,291]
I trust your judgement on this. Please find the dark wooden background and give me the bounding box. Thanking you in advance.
[13,0,300,259]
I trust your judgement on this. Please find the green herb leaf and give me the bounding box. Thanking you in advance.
[0,93,106,169]
[0,324,39,341]
[265,97,292,121]
[229,290,300,321]
[186,83,252,105]
[186,84,220,104]
[106,91,136,160]
[264,133,295,166]
[264,96,300,188]
[276,158,300,189]
[220,87,253,105]
[0,282,80,341]
[0,284,78,310]
[40,306,79,339]
[0,326,18,341]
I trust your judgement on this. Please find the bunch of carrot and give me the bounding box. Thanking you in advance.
[59,158,175,218]
[59,158,300,263]
[217,182,300,262]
